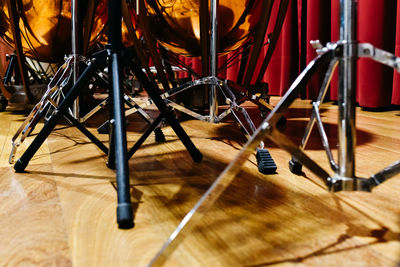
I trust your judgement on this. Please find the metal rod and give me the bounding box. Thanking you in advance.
[72,0,80,120]
[312,103,338,171]
[209,0,218,121]
[298,60,338,151]
[338,0,357,178]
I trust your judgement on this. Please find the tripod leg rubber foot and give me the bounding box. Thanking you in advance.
[106,160,116,170]
[97,121,110,134]
[154,128,166,143]
[117,203,134,229]
[277,116,287,127]
[191,149,203,162]
[14,159,27,173]
[256,148,277,174]
[0,95,8,112]
[289,158,303,175]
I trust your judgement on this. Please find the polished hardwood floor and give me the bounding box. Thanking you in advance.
[0,97,399,266]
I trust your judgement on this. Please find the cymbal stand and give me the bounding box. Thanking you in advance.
[148,0,400,265]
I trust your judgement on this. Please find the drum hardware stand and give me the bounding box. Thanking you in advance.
[8,55,86,164]
[13,0,202,228]
[7,54,140,164]
[148,0,400,265]
[71,0,81,120]
[95,0,166,140]
[8,1,165,163]
[8,0,163,162]
[134,0,290,174]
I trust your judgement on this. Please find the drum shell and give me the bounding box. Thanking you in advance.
[143,0,265,57]
[0,0,106,63]
[91,0,142,48]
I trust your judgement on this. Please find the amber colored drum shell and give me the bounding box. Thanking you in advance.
[0,0,107,63]
[143,0,264,57]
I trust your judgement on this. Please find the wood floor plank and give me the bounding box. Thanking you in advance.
[0,98,399,266]
[0,165,71,266]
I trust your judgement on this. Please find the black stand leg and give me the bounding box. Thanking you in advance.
[14,60,100,172]
[106,0,133,229]
[15,0,135,228]
[109,51,133,228]
[14,0,202,230]
[128,56,202,162]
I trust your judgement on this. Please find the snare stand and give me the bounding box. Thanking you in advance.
[148,0,400,265]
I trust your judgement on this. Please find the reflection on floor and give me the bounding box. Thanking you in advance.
[0,97,399,266]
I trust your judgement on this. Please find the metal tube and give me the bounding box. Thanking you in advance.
[107,0,133,228]
[209,0,218,121]
[338,0,357,177]
[300,60,338,150]
[72,0,80,120]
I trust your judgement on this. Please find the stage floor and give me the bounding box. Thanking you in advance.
[0,97,399,266]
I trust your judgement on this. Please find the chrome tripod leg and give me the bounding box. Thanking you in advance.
[369,160,400,187]
[312,102,338,171]
[289,59,339,173]
[8,56,77,163]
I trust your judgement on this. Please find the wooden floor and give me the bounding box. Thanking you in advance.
[0,97,399,266]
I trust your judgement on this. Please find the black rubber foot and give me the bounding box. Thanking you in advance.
[191,149,203,163]
[97,121,109,134]
[154,128,166,142]
[277,116,287,127]
[256,148,277,174]
[117,203,134,229]
[289,158,303,175]
[106,160,116,170]
[0,96,7,112]
[14,159,27,173]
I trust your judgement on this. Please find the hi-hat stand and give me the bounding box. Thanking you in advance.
[147,0,400,265]
[13,0,202,228]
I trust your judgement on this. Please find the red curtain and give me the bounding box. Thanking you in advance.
[223,0,400,108]
[0,42,11,75]
[2,1,399,108]
[267,0,400,108]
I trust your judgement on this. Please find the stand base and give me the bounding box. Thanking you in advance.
[117,203,134,229]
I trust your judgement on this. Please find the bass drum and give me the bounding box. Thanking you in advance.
[0,0,107,63]
[142,0,265,57]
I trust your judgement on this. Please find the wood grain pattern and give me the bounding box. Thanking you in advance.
[0,98,399,266]
[0,165,71,266]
